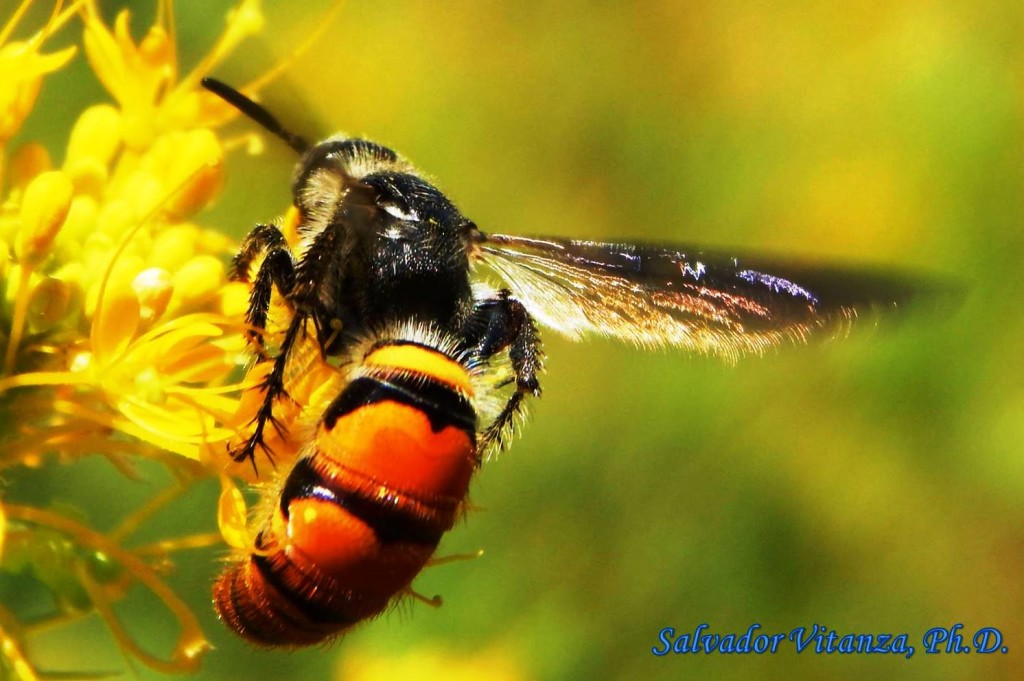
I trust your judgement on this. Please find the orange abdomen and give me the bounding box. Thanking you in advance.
[214,341,478,646]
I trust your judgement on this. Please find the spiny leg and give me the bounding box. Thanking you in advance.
[232,221,342,471]
[231,223,289,281]
[231,224,296,356]
[229,311,307,467]
[467,291,544,454]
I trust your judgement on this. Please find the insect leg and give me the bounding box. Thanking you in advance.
[401,587,443,608]
[231,224,296,356]
[230,311,305,467]
[426,549,485,567]
[468,291,544,453]
[231,222,342,470]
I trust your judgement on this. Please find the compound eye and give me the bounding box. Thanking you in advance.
[380,202,420,222]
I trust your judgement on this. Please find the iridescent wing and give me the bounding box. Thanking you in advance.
[472,233,920,361]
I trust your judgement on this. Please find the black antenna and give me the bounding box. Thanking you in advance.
[202,77,310,154]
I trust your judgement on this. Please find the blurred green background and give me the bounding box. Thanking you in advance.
[6,0,1023,679]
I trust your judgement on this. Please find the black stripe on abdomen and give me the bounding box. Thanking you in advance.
[279,456,445,546]
[322,374,475,436]
[250,549,361,628]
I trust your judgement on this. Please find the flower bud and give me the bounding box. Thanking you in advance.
[27,276,77,333]
[132,267,174,322]
[172,255,225,309]
[65,105,122,168]
[16,171,74,267]
[163,130,225,219]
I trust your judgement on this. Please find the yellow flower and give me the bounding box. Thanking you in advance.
[0,0,77,145]
[80,0,263,149]
[0,0,287,677]
[0,0,246,468]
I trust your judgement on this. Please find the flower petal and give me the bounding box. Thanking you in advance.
[217,475,251,550]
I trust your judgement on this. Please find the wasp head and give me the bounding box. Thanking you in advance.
[293,138,475,329]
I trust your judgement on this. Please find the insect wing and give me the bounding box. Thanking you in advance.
[474,234,917,360]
